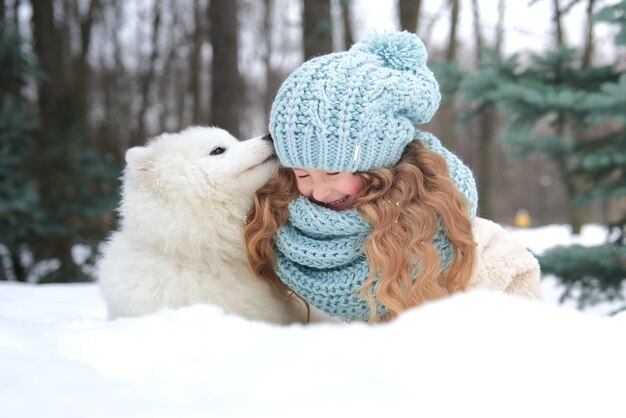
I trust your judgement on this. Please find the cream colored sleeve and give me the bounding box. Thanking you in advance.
[468,218,542,300]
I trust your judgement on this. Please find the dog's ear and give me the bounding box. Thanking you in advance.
[125,146,152,171]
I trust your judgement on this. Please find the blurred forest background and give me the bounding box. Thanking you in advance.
[1,0,625,311]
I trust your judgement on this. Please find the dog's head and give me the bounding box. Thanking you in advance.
[124,126,278,204]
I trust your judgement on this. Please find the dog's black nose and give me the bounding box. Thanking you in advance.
[262,133,273,142]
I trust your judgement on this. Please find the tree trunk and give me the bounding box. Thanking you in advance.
[553,0,587,232]
[110,4,131,154]
[581,0,595,68]
[470,0,496,219]
[12,0,19,28]
[567,0,597,231]
[445,0,459,61]
[209,0,242,137]
[470,0,483,61]
[263,0,275,121]
[10,252,26,282]
[398,0,421,33]
[495,0,505,57]
[552,0,565,46]
[340,0,354,49]
[0,3,21,97]
[189,0,204,124]
[30,0,81,282]
[437,0,460,150]
[135,1,161,145]
[302,0,332,60]
[73,0,101,143]
[558,158,587,234]
[31,1,66,128]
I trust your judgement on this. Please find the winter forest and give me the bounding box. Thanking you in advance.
[2,1,626,309]
[2,1,626,417]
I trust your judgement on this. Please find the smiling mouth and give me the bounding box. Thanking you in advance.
[323,195,350,210]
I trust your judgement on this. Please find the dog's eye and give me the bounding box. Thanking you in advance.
[210,147,226,156]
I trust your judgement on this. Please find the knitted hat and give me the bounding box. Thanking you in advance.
[270,31,441,172]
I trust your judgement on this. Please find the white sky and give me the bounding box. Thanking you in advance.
[352,0,621,61]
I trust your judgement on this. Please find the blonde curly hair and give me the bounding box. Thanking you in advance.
[243,140,477,322]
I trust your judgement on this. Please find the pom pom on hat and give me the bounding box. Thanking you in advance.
[350,31,428,73]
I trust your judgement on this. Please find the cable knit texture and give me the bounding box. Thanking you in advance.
[275,213,542,321]
[270,31,441,172]
[274,196,455,320]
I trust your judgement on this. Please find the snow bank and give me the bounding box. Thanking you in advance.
[1,283,624,418]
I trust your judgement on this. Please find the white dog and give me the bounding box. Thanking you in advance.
[97,126,306,324]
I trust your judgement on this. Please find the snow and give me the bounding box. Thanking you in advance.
[1,225,625,418]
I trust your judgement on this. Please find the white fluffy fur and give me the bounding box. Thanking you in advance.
[97,126,306,324]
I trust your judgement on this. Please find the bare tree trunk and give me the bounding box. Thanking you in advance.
[495,0,505,57]
[0,0,22,98]
[30,0,79,281]
[558,157,586,233]
[73,0,101,143]
[0,4,25,278]
[581,0,595,67]
[111,4,131,154]
[470,0,483,61]
[31,1,66,123]
[302,0,332,60]
[161,4,186,132]
[398,0,422,33]
[470,0,497,219]
[135,2,161,145]
[445,0,459,61]
[209,0,242,137]
[340,0,353,49]
[553,0,587,232]
[263,0,275,121]
[567,0,596,230]
[437,0,459,150]
[552,0,565,46]
[12,0,19,28]
[189,0,204,124]
[31,0,100,140]
[175,60,187,131]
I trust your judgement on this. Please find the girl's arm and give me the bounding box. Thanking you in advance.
[468,217,542,300]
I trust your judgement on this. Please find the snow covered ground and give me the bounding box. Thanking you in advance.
[1,225,625,418]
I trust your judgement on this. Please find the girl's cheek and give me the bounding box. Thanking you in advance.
[295,180,310,196]
[349,177,364,194]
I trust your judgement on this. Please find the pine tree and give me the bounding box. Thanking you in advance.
[1,9,120,283]
[540,2,626,314]
[0,21,45,281]
[26,1,121,283]
[457,1,626,313]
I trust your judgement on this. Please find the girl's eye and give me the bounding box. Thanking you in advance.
[327,172,339,176]
[210,147,226,155]
[296,175,309,179]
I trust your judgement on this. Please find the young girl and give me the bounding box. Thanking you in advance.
[244,31,541,323]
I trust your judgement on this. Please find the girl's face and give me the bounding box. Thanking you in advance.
[292,168,363,210]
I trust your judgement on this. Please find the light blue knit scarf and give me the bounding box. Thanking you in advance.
[274,196,453,321]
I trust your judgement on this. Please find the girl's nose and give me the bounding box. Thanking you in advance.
[311,184,332,202]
